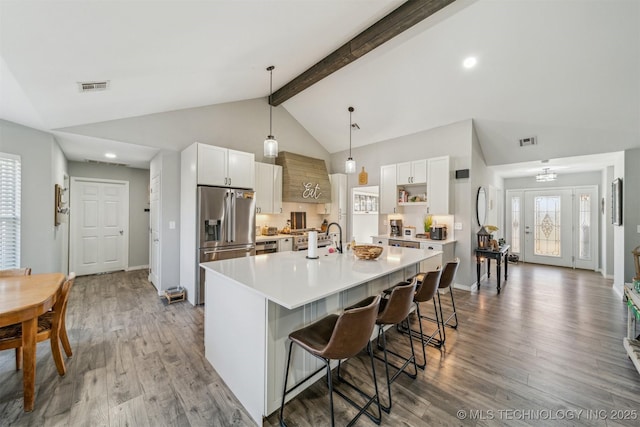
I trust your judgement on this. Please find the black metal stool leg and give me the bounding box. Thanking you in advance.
[326,359,335,427]
[279,341,294,426]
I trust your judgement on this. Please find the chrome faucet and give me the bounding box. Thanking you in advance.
[326,222,343,254]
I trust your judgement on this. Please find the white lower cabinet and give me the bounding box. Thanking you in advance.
[420,241,455,265]
[277,237,292,252]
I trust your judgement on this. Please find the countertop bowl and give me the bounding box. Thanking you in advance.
[353,245,383,260]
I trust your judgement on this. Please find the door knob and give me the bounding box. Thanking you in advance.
[119,230,124,235]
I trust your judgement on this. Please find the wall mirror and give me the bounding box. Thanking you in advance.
[476,186,487,226]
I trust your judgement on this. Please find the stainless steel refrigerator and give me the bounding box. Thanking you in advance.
[197,186,256,304]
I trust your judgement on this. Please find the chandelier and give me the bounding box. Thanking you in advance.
[536,168,557,182]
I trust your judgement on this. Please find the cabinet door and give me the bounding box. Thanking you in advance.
[380,164,399,214]
[277,237,292,252]
[326,174,347,238]
[396,162,412,185]
[412,160,427,184]
[254,162,273,214]
[228,149,255,189]
[273,165,282,214]
[427,156,450,214]
[198,144,227,186]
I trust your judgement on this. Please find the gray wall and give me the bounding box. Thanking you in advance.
[67,161,150,268]
[624,148,640,282]
[0,119,68,274]
[504,171,602,190]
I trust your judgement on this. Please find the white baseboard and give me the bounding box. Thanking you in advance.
[453,282,475,292]
[613,282,624,300]
[127,265,149,271]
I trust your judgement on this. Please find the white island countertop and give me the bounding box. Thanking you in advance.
[201,246,441,310]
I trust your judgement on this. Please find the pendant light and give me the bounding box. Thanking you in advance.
[264,66,278,158]
[345,106,356,174]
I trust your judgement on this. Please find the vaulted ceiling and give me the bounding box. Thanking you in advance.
[1,1,638,173]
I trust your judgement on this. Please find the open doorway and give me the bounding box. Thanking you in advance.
[351,186,379,244]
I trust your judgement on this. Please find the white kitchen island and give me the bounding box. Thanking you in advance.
[201,246,442,426]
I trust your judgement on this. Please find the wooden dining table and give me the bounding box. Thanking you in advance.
[0,272,65,411]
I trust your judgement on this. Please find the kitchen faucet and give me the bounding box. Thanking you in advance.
[325,222,343,254]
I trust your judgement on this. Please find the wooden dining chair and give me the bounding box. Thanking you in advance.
[0,273,76,376]
[0,267,32,277]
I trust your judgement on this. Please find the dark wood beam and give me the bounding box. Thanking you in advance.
[270,0,456,106]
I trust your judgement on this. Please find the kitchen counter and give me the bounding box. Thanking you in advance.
[256,233,291,241]
[201,247,442,425]
[202,246,441,310]
[371,234,456,244]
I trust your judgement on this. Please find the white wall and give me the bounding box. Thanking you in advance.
[67,161,150,268]
[624,148,640,283]
[329,119,476,287]
[0,119,68,273]
[59,97,331,165]
[150,151,181,292]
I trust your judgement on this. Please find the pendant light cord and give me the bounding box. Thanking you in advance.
[348,106,354,157]
[268,65,274,137]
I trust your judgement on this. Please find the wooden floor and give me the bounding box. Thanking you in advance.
[1,264,639,426]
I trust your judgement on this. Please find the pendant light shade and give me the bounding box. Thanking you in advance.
[264,66,278,158]
[345,106,356,174]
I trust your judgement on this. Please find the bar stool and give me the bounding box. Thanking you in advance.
[279,295,382,427]
[402,269,442,369]
[431,258,460,346]
[351,280,418,413]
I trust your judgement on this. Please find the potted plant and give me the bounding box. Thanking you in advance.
[424,215,433,237]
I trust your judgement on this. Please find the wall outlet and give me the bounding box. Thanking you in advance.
[454,222,463,230]
[169,221,176,230]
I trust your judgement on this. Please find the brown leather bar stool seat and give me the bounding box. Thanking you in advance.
[349,280,418,413]
[279,295,382,427]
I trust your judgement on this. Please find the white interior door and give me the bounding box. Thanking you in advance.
[149,174,160,287]
[70,178,129,276]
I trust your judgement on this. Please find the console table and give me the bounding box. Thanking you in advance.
[475,244,510,294]
[624,284,640,375]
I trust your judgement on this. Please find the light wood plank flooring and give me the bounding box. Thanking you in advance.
[1,264,639,426]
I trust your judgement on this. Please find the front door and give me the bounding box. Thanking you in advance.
[70,178,129,275]
[507,186,598,270]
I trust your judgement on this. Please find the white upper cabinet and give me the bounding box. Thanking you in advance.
[380,164,400,214]
[426,156,450,214]
[397,160,427,185]
[254,162,282,214]
[197,144,255,189]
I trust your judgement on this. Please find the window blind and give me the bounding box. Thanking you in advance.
[0,152,21,269]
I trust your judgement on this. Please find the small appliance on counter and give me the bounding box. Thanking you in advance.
[431,225,447,240]
[261,226,278,236]
[390,219,403,237]
[403,226,416,238]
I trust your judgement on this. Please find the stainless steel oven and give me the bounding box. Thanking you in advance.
[256,240,278,254]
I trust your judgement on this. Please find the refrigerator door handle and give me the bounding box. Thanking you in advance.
[224,190,231,243]
[203,246,253,255]
[230,191,236,242]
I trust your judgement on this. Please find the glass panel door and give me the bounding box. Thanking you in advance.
[524,189,573,267]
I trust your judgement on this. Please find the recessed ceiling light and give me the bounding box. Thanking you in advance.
[463,56,477,69]
[105,153,117,159]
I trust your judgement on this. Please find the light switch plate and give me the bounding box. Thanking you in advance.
[454,222,463,230]
[637,225,640,234]
[169,221,176,230]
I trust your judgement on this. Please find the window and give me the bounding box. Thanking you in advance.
[0,152,21,269]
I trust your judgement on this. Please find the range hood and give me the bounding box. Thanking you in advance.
[275,151,331,204]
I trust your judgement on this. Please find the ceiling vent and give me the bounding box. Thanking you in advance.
[78,81,109,92]
[85,159,128,167]
[519,136,537,147]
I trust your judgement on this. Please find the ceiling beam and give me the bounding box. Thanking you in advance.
[270,0,456,106]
